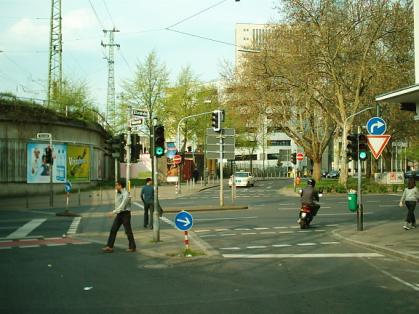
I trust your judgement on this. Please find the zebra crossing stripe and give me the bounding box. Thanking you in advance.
[67,217,82,235]
[223,253,384,259]
[6,219,46,239]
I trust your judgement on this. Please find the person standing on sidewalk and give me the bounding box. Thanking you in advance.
[399,178,418,230]
[141,178,154,229]
[103,179,136,253]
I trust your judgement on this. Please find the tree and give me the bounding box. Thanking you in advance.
[163,66,218,152]
[279,0,414,185]
[121,51,169,139]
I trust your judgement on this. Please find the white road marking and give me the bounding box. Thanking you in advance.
[46,243,66,247]
[199,234,217,238]
[314,230,326,232]
[247,246,267,249]
[279,204,292,206]
[67,217,81,235]
[321,242,340,245]
[195,230,211,233]
[6,219,46,239]
[272,244,292,248]
[379,269,419,292]
[220,247,241,250]
[297,231,310,233]
[220,233,236,237]
[273,226,289,229]
[223,253,384,259]
[234,228,251,231]
[254,227,269,230]
[215,228,229,231]
[20,245,40,248]
[325,224,339,227]
[319,213,373,216]
[261,232,276,235]
[297,243,317,246]
[241,232,257,235]
[195,216,257,221]
[279,231,293,234]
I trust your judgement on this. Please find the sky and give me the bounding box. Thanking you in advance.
[0,0,279,113]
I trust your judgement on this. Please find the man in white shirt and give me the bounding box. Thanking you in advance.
[103,179,136,253]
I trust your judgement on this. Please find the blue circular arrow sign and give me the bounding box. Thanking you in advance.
[64,182,72,193]
[366,117,387,135]
[175,211,193,231]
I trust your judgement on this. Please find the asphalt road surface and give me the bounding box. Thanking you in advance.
[1,179,418,313]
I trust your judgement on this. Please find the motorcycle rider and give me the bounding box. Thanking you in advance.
[299,179,320,223]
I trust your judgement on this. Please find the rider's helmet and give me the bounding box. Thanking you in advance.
[307,178,316,187]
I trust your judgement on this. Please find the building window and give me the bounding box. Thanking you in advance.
[235,154,257,161]
[267,153,280,160]
[268,140,291,146]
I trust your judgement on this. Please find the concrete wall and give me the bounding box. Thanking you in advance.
[0,104,113,196]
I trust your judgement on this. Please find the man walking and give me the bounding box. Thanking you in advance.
[141,178,154,229]
[102,179,136,253]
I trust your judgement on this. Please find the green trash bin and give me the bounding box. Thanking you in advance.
[347,192,358,212]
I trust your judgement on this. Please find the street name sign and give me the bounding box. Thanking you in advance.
[132,109,148,117]
[130,117,144,126]
[175,211,193,231]
[366,117,387,135]
[367,135,391,159]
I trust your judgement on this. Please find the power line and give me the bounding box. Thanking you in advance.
[102,0,115,27]
[165,28,239,48]
[88,0,105,29]
[166,0,228,29]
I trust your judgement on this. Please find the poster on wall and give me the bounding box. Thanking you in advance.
[67,145,90,182]
[27,143,67,183]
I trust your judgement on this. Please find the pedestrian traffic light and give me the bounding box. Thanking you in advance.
[154,125,165,158]
[346,134,358,161]
[291,152,297,165]
[358,134,368,161]
[211,110,222,132]
[130,134,141,163]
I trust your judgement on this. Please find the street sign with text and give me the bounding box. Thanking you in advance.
[132,109,148,117]
[37,133,52,140]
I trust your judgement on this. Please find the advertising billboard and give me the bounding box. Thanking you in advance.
[67,145,90,182]
[27,143,67,183]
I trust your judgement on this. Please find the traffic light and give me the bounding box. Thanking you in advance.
[211,110,222,132]
[346,134,358,161]
[130,134,141,163]
[291,152,297,165]
[154,125,165,158]
[358,134,368,161]
[106,134,126,162]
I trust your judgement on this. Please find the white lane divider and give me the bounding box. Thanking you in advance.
[242,232,257,235]
[220,247,241,250]
[6,219,46,239]
[223,253,384,259]
[247,246,267,249]
[67,217,81,235]
[272,244,292,248]
[297,243,317,246]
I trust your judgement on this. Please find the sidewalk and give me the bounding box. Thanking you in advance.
[333,221,419,264]
[0,181,222,211]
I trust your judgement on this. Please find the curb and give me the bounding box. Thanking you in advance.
[163,205,248,213]
[331,229,419,265]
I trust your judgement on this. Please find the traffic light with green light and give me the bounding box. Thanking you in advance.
[358,134,368,161]
[154,125,165,158]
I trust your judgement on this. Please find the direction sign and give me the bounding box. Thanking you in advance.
[366,117,386,135]
[175,211,193,231]
[132,109,148,117]
[64,182,72,193]
[367,135,391,159]
[297,153,304,161]
[173,155,182,165]
[130,117,144,126]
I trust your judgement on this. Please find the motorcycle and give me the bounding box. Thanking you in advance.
[298,190,322,229]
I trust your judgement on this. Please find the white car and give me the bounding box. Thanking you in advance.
[229,171,255,187]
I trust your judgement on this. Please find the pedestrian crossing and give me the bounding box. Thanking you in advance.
[0,217,84,249]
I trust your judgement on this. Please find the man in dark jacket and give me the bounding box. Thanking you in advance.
[141,178,154,229]
[300,179,320,216]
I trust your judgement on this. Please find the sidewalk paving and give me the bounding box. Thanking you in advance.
[333,220,419,264]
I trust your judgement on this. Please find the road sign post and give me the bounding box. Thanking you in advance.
[175,211,193,255]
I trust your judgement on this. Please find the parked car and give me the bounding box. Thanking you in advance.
[229,171,255,187]
[321,170,328,178]
[326,170,340,179]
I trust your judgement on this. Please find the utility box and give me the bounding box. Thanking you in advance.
[348,191,358,212]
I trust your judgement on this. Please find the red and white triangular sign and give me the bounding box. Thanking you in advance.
[367,135,391,159]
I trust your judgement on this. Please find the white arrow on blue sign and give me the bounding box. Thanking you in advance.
[175,211,193,231]
[64,182,72,193]
[366,117,387,135]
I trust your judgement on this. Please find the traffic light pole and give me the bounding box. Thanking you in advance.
[219,130,224,207]
[357,126,364,231]
[176,111,213,195]
[152,118,160,242]
[49,136,53,208]
[126,106,131,192]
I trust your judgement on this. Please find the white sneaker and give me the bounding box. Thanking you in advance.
[403,225,410,230]
[410,224,416,229]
